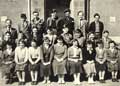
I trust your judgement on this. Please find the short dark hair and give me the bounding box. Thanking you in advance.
[103,30,109,34]
[5,19,12,24]
[64,8,71,13]
[77,11,84,16]
[6,42,12,46]
[86,40,93,45]
[5,31,11,36]
[96,40,103,45]
[74,29,82,34]
[33,11,39,14]
[32,26,38,29]
[87,32,94,38]
[19,39,26,45]
[31,39,38,46]
[109,40,116,45]
[47,27,53,31]
[73,29,83,36]
[43,37,50,42]
[21,13,27,19]
[57,36,64,41]
[51,9,57,13]
[72,39,79,46]
[94,13,100,18]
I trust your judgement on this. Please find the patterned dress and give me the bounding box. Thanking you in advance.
[15,47,28,71]
[106,48,119,72]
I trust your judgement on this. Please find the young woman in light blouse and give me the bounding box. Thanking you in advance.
[14,39,28,85]
[106,41,119,82]
[95,41,106,83]
[67,39,83,84]
[28,39,41,85]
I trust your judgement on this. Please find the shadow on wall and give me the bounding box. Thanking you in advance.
[45,0,71,19]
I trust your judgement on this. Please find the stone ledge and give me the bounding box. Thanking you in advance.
[110,36,120,43]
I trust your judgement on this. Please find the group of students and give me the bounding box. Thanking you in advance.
[0,8,120,85]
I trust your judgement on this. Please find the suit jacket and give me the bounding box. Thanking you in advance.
[2,27,18,40]
[57,16,74,34]
[40,44,54,63]
[89,21,104,35]
[47,16,59,28]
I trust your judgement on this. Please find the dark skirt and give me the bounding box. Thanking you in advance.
[40,63,51,77]
[67,60,83,75]
[95,61,106,72]
[2,63,15,77]
[29,63,40,71]
[107,62,118,72]
[15,63,27,71]
[52,59,67,76]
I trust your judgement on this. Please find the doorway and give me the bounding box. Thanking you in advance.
[45,0,71,20]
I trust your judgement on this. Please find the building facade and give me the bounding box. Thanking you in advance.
[0,0,120,38]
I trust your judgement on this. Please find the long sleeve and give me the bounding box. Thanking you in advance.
[39,46,43,62]
[14,47,18,63]
[24,47,28,63]
[28,48,33,64]
[34,47,41,63]
[68,48,70,59]
[79,49,83,61]
[49,46,54,62]
[62,45,68,60]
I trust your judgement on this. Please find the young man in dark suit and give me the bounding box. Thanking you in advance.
[2,19,17,40]
[57,8,75,35]
[89,13,104,39]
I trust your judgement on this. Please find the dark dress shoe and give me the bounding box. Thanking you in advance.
[101,80,105,83]
[18,82,22,85]
[22,82,25,85]
[31,81,34,85]
[115,79,119,82]
[9,79,13,84]
[112,79,115,82]
[34,81,38,85]
[5,80,9,84]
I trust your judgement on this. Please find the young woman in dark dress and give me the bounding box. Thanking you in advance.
[40,37,53,84]
[2,43,15,84]
[83,41,96,84]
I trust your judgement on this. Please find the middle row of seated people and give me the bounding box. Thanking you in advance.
[1,28,120,85]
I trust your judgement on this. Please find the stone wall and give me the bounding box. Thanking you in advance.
[90,0,120,36]
[0,0,28,29]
